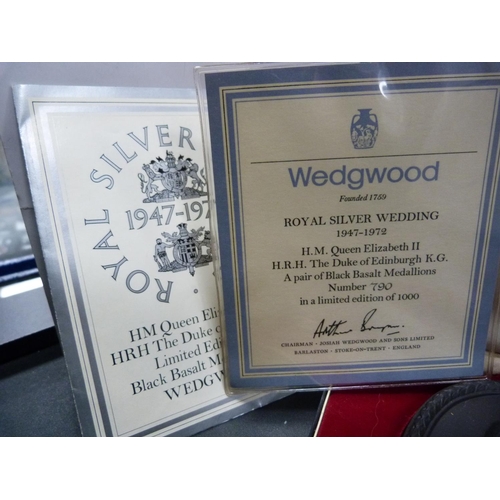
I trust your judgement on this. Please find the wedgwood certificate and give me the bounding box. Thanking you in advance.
[15,85,277,436]
[200,63,500,389]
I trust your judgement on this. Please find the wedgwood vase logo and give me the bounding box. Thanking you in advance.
[84,124,211,304]
[350,108,378,149]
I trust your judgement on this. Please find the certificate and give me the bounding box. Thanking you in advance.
[197,62,500,390]
[14,85,278,435]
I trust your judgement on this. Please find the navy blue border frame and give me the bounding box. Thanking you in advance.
[205,63,500,389]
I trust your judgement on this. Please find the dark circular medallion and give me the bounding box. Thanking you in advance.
[404,380,500,437]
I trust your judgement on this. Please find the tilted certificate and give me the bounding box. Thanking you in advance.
[14,85,278,435]
[196,62,500,390]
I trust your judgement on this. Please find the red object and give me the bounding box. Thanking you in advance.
[315,385,447,437]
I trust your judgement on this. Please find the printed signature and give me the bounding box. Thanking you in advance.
[312,308,402,338]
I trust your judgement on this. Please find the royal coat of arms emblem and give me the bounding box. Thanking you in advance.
[138,151,207,202]
[154,223,212,276]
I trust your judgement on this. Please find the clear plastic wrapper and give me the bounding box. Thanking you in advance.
[195,62,500,393]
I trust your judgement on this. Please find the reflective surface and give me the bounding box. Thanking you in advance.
[0,136,52,346]
[0,138,32,263]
